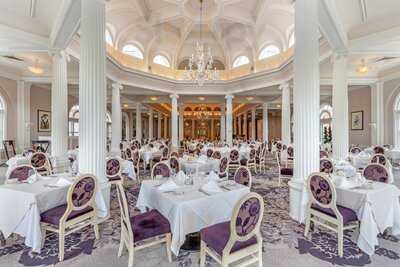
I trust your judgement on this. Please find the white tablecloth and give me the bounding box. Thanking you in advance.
[139,148,162,165]
[136,178,250,255]
[336,181,400,255]
[386,149,400,160]
[179,158,219,174]
[0,174,73,252]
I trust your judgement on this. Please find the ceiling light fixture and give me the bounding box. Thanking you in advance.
[184,0,218,86]
[150,96,158,101]
[246,96,254,101]
[123,104,129,108]
[198,96,205,101]
[357,59,369,74]
[28,59,44,74]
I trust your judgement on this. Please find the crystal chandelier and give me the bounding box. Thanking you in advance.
[184,0,218,86]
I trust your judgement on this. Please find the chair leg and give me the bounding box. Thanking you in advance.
[165,233,172,263]
[128,247,134,267]
[338,228,344,257]
[200,241,206,267]
[41,228,46,249]
[304,215,311,238]
[221,258,228,267]
[118,239,125,257]
[94,222,100,239]
[258,244,263,267]
[58,231,65,262]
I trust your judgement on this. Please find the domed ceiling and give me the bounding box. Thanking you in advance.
[106,0,295,69]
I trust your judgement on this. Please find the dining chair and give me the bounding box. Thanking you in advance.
[6,165,36,184]
[115,183,172,267]
[130,149,143,180]
[373,146,385,154]
[320,158,334,174]
[285,146,294,168]
[228,149,240,171]
[349,146,362,154]
[363,163,389,183]
[212,150,222,159]
[255,148,266,174]
[233,166,252,188]
[200,192,264,267]
[304,172,359,257]
[161,147,169,161]
[125,147,132,161]
[2,140,16,160]
[218,157,228,179]
[370,153,388,166]
[319,150,329,159]
[169,156,180,174]
[151,162,171,180]
[170,151,179,158]
[106,157,124,185]
[246,148,257,173]
[194,148,201,156]
[277,152,293,186]
[30,152,52,175]
[206,149,214,158]
[40,174,99,262]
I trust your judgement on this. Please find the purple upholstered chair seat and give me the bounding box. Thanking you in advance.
[280,168,293,176]
[219,172,227,178]
[108,175,122,181]
[201,221,257,255]
[130,210,171,242]
[311,204,357,225]
[240,159,248,165]
[40,204,94,226]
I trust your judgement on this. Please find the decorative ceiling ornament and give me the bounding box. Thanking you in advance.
[184,0,218,86]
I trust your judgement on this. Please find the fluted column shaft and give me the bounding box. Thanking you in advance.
[371,81,384,145]
[233,115,237,136]
[243,113,247,140]
[170,94,179,148]
[238,117,242,136]
[149,110,153,140]
[135,103,142,142]
[164,116,168,139]
[220,110,226,142]
[251,108,256,140]
[290,0,320,223]
[210,119,214,140]
[263,103,269,142]
[17,81,31,152]
[332,54,349,159]
[111,83,122,154]
[281,82,291,145]
[79,0,108,217]
[226,95,234,145]
[179,105,184,142]
[157,112,162,139]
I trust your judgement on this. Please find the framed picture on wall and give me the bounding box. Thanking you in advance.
[351,111,363,130]
[37,110,51,132]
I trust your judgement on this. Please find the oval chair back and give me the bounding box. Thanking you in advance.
[206,149,213,158]
[306,172,339,216]
[287,146,294,159]
[373,146,385,154]
[170,151,179,158]
[67,174,97,211]
[363,163,389,183]
[161,147,169,160]
[350,147,362,154]
[30,152,51,175]
[249,149,256,161]
[169,156,180,174]
[219,157,228,178]
[7,165,36,183]
[194,148,201,156]
[106,157,123,183]
[319,150,329,159]
[223,192,264,256]
[320,158,334,174]
[276,142,283,151]
[151,162,171,180]
[233,166,252,187]
[370,153,387,166]
[212,150,221,159]
[125,148,132,160]
[229,149,239,163]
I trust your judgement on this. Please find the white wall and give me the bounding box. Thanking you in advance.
[348,86,371,146]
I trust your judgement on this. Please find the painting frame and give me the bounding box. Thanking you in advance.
[351,111,364,131]
[37,110,51,132]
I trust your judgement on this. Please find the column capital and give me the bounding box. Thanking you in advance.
[332,51,349,61]
[225,94,234,100]
[112,82,123,91]
[169,94,179,100]
[279,81,290,91]
[263,102,269,109]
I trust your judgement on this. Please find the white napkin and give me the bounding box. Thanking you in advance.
[48,177,73,187]
[158,179,179,192]
[359,151,370,158]
[175,171,188,183]
[197,155,207,163]
[201,180,222,194]
[207,171,219,181]
[27,173,38,184]
[151,147,158,153]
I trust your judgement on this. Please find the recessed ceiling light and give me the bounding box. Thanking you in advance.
[198,96,205,101]
[150,96,158,101]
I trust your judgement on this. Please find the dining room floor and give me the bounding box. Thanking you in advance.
[0,167,399,267]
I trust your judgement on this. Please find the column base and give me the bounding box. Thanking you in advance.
[96,181,111,221]
[288,179,306,223]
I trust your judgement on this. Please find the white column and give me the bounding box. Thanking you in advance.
[371,81,384,145]
[164,116,168,139]
[16,81,31,152]
[135,103,142,142]
[51,52,69,157]
[111,82,122,154]
[220,108,226,142]
[251,108,256,140]
[332,53,349,159]
[170,94,179,148]
[263,103,269,142]
[281,82,291,145]
[226,95,234,145]
[179,105,184,142]
[148,109,153,140]
[157,113,162,139]
[233,115,237,137]
[79,0,108,217]
[289,0,320,223]
[243,113,247,140]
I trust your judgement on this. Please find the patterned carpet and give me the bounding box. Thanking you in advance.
[1,171,400,267]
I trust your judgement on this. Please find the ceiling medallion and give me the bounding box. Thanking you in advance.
[184,0,218,86]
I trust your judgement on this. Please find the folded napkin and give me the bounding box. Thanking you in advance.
[207,171,219,181]
[175,171,188,183]
[47,177,73,188]
[201,180,222,194]
[158,179,179,192]
[27,173,38,184]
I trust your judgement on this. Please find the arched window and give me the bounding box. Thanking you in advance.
[288,32,295,47]
[153,55,170,67]
[68,105,112,138]
[232,56,250,68]
[0,95,5,144]
[122,44,144,59]
[105,29,113,46]
[259,45,280,60]
[320,104,333,143]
